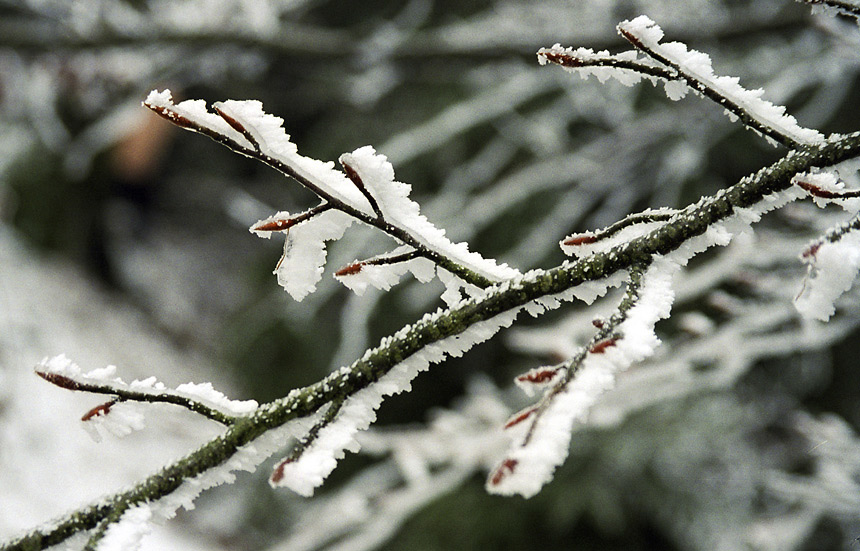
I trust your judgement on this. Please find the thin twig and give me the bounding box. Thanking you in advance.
[35,371,241,426]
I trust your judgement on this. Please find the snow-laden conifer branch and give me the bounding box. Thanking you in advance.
[7,128,860,551]
[35,354,256,429]
[541,17,825,148]
[143,91,520,302]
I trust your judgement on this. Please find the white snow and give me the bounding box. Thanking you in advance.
[175,382,258,416]
[795,229,860,321]
[97,504,153,551]
[273,209,355,301]
[616,16,824,145]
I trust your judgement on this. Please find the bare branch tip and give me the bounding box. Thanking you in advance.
[36,371,81,391]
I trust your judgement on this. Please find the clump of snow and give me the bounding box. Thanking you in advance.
[273,209,355,301]
[82,402,147,443]
[96,504,152,551]
[175,382,258,416]
[489,257,679,498]
[795,229,860,321]
[616,16,824,145]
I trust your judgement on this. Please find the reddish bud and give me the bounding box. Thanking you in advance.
[541,52,583,68]
[214,107,249,136]
[589,338,618,354]
[516,369,559,385]
[342,163,363,187]
[335,262,364,277]
[82,401,115,422]
[796,180,839,199]
[144,104,194,129]
[592,318,604,329]
[490,459,519,486]
[253,218,295,232]
[36,371,82,391]
[563,234,598,246]
[504,407,537,429]
[802,242,822,259]
[271,457,296,484]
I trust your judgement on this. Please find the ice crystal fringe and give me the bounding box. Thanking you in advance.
[488,257,679,498]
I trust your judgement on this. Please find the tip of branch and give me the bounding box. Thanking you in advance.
[36,371,82,391]
[504,407,537,429]
[515,368,559,385]
[252,218,295,232]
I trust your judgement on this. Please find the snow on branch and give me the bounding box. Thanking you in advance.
[36,354,256,440]
[541,16,825,148]
[144,91,519,303]
[616,16,825,147]
[488,258,678,497]
[795,210,860,321]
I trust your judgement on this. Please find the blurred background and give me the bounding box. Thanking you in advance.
[2,0,860,549]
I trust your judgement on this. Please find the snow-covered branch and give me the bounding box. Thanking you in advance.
[540,16,825,147]
[144,91,519,303]
[35,354,256,432]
